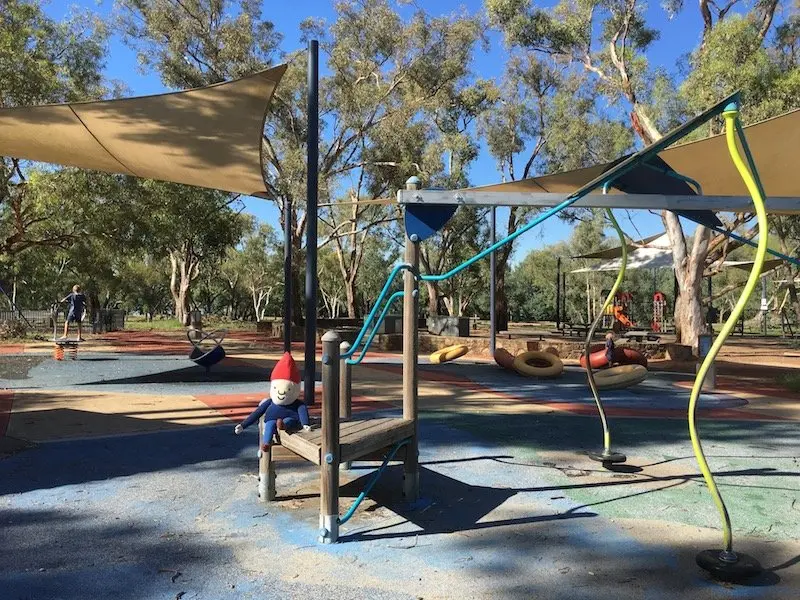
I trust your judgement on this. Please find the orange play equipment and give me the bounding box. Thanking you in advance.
[612,304,634,328]
[603,291,635,331]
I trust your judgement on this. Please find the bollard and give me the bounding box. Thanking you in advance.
[319,331,341,543]
[257,415,276,502]
[339,341,352,471]
[696,333,716,391]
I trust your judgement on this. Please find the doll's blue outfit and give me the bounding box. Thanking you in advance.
[240,399,310,443]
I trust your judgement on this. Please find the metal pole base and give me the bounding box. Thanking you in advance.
[587,450,626,465]
[696,549,761,582]
[319,514,339,544]
[403,470,419,501]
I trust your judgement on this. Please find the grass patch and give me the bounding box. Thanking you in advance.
[125,316,256,332]
[125,317,186,330]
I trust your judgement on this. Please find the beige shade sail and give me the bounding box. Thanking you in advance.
[570,233,782,273]
[0,64,287,197]
[474,108,800,198]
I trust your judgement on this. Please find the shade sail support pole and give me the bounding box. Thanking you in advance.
[283,197,292,352]
[304,40,319,406]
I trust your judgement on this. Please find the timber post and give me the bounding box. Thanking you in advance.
[402,178,421,501]
[319,330,341,543]
[339,341,352,470]
[257,416,276,502]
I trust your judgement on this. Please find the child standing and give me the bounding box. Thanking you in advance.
[60,284,86,341]
[604,332,616,366]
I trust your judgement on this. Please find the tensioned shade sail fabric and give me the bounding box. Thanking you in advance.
[0,64,287,197]
[573,232,664,259]
[472,108,800,198]
[570,234,782,273]
[571,257,782,273]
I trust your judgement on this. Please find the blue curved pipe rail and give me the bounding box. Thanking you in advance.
[341,263,413,360]
[345,290,405,365]
[338,439,409,525]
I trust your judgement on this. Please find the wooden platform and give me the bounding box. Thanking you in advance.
[279,417,414,465]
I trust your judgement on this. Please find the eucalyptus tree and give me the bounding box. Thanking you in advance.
[487,0,790,347]
[118,0,487,321]
[0,0,112,259]
[479,55,631,330]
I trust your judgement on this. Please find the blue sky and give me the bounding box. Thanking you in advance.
[44,0,714,260]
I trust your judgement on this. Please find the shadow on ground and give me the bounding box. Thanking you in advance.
[0,425,250,496]
[0,507,228,600]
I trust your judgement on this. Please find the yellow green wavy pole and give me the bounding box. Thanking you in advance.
[688,107,769,554]
[584,204,628,455]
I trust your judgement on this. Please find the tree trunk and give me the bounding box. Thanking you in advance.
[169,252,193,326]
[345,278,357,319]
[664,212,710,349]
[442,296,455,316]
[495,265,509,331]
[494,207,519,331]
[424,280,439,316]
[630,104,710,350]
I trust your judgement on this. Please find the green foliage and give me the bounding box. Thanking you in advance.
[116,0,281,88]
[0,318,27,340]
[1,0,113,261]
[681,15,799,125]
[0,0,110,107]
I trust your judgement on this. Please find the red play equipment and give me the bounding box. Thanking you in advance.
[580,345,648,369]
[652,291,667,332]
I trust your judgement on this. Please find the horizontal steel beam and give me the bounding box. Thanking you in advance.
[396,190,800,214]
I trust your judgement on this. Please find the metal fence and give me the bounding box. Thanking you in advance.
[0,308,126,333]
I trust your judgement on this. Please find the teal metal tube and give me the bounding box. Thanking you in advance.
[338,440,409,525]
[342,263,412,359]
[346,291,405,365]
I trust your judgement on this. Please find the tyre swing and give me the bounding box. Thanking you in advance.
[581,188,645,466]
[593,364,648,390]
[430,344,468,364]
[512,350,564,378]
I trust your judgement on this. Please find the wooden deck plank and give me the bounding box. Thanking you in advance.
[279,433,321,464]
[338,418,395,443]
[342,420,414,463]
[294,418,381,446]
[278,417,414,466]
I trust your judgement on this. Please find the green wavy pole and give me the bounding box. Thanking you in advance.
[583,207,628,456]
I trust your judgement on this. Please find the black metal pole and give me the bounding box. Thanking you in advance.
[762,274,768,336]
[555,257,561,329]
[283,197,292,353]
[304,39,319,406]
[489,207,496,355]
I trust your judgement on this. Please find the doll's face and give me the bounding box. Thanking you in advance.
[270,379,299,406]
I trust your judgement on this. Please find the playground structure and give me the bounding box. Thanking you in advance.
[652,291,668,332]
[2,42,800,585]
[602,291,635,331]
[298,92,791,583]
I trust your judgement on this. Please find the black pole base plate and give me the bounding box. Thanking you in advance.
[696,550,762,582]
[587,450,626,464]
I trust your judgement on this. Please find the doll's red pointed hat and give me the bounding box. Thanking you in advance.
[271,352,301,383]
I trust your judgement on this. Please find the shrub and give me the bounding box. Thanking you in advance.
[0,319,28,340]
